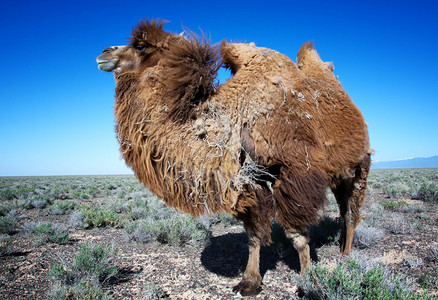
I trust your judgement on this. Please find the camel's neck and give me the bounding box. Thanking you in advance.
[113,72,245,217]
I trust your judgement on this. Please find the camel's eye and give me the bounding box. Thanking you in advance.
[136,44,147,53]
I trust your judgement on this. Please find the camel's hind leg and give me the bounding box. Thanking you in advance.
[332,154,371,254]
[332,177,356,254]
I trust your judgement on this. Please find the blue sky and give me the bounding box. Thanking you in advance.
[0,0,437,176]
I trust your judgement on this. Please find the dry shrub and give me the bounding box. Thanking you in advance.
[353,223,384,249]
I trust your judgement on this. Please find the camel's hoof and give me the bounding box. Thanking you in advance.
[232,280,263,296]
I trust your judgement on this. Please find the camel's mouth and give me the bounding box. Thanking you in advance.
[97,46,127,72]
[96,57,119,72]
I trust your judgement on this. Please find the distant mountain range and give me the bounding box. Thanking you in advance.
[372,155,438,169]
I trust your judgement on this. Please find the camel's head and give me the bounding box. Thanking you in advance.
[98,19,220,122]
[96,46,138,73]
[96,19,182,75]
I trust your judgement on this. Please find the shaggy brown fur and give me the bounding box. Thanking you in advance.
[97,20,371,295]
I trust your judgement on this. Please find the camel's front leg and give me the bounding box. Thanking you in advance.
[233,228,263,296]
[286,226,311,274]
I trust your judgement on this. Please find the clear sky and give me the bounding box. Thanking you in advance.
[1,0,437,176]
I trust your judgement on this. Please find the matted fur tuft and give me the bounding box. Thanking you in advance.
[128,19,221,122]
[161,32,221,122]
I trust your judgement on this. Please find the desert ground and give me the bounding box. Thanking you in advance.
[0,169,437,299]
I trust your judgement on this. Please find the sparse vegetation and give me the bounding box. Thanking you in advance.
[297,256,429,299]
[368,168,438,201]
[0,170,436,298]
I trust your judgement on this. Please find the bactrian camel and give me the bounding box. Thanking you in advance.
[96,19,372,295]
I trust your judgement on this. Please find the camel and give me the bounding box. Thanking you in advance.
[96,19,371,295]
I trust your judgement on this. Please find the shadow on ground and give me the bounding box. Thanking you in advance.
[201,217,341,279]
[108,266,144,285]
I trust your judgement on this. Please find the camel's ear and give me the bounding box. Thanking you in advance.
[220,41,240,75]
[130,19,169,48]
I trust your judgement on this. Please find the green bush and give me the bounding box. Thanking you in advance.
[0,189,16,201]
[370,169,438,202]
[49,186,69,200]
[130,207,148,220]
[107,198,129,214]
[0,215,17,234]
[71,190,81,199]
[418,182,438,203]
[297,257,428,299]
[33,222,69,244]
[125,220,152,243]
[79,205,120,228]
[365,202,418,235]
[72,243,118,281]
[156,214,209,245]
[126,214,210,246]
[382,182,412,198]
[48,242,117,300]
[0,202,13,217]
[32,198,49,209]
[33,222,54,235]
[16,198,33,210]
[79,191,90,200]
[380,200,408,210]
[48,200,76,215]
[48,262,74,284]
